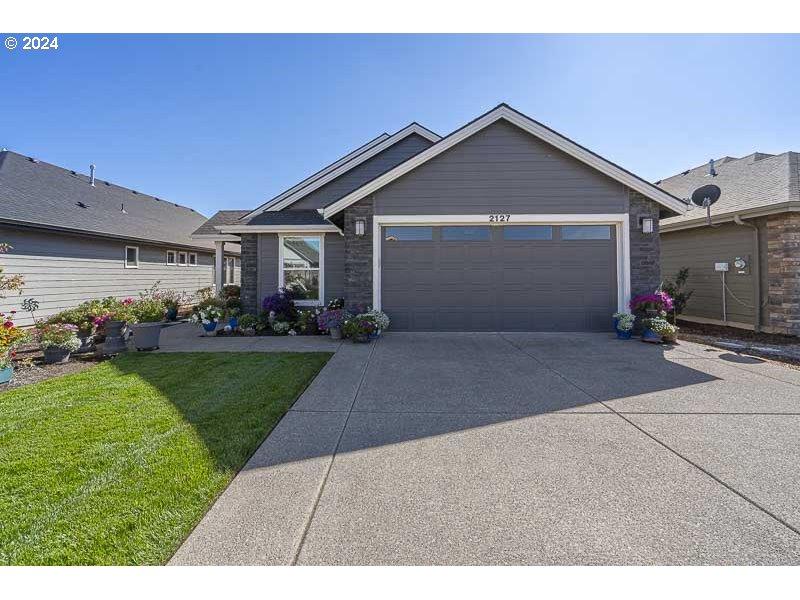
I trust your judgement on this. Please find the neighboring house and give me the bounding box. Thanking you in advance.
[193,104,685,331]
[0,150,240,326]
[658,152,800,335]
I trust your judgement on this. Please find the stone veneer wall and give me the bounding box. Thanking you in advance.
[767,212,800,335]
[240,233,259,314]
[628,190,662,298]
[343,196,374,307]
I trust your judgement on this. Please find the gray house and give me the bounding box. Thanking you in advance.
[194,104,686,331]
[0,150,240,326]
[658,152,800,335]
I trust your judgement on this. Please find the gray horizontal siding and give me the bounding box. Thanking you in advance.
[0,226,232,326]
[254,232,344,309]
[373,120,628,215]
[291,134,434,210]
[661,221,765,326]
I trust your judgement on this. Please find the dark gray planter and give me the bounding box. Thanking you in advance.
[43,347,71,364]
[329,326,342,340]
[101,320,128,354]
[131,322,163,351]
[74,329,96,354]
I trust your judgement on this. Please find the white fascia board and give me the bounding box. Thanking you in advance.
[247,123,441,218]
[323,106,688,219]
[245,132,391,217]
[659,201,800,232]
[215,224,342,234]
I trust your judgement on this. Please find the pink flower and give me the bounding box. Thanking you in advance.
[122,298,134,305]
[4,321,14,328]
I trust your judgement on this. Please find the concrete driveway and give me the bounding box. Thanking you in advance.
[170,332,800,565]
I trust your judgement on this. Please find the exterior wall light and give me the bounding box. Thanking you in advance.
[642,217,654,234]
[355,218,366,236]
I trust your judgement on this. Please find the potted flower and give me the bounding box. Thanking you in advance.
[153,290,190,321]
[130,298,166,350]
[0,312,28,384]
[37,323,82,364]
[318,308,348,340]
[641,317,667,344]
[190,305,224,336]
[238,313,257,336]
[342,316,376,343]
[630,291,674,318]
[612,312,635,339]
[271,320,291,335]
[363,309,390,338]
[226,297,242,329]
[644,317,677,344]
[297,308,321,335]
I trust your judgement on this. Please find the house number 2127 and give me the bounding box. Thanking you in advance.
[488,214,511,223]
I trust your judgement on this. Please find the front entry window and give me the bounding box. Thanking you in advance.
[281,236,321,303]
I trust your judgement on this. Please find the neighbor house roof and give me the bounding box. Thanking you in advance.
[658,151,800,231]
[191,210,251,238]
[0,150,239,254]
[213,209,340,234]
[321,104,688,219]
[242,123,441,218]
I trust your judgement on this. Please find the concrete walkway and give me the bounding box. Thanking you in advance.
[169,330,800,565]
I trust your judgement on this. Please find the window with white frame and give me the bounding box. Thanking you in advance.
[189,253,197,266]
[166,250,176,265]
[280,235,321,304]
[178,251,187,266]
[125,246,139,268]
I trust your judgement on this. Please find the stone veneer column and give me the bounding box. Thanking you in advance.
[767,212,800,334]
[239,233,259,315]
[628,190,662,299]
[343,196,374,307]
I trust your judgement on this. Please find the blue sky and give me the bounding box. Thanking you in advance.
[1,34,798,217]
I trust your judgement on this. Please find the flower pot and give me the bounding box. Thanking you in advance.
[166,308,179,321]
[241,327,256,337]
[661,333,677,344]
[0,365,13,384]
[370,329,381,339]
[74,328,96,354]
[641,328,662,344]
[43,346,72,364]
[229,317,238,330]
[329,325,342,340]
[203,321,218,336]
[616,329,633,339]
[101,320,128,354]
[353,334,371,344]
[132,322,163,351]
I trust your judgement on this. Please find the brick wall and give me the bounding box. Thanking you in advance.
[343,196,374,307]
[628,190,662,298]
[240,233,259,314]
[767,212,800,334]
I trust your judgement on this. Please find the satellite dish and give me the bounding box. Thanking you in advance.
[690,184,722,227]
[691,184,721,207]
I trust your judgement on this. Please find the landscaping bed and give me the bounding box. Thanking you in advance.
[0,351,331,565]
[0,345,107,390]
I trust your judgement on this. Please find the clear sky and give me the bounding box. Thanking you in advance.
[1,34,798,217]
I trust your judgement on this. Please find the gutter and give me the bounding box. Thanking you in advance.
[660,201,800,233]
[732,214,762,332]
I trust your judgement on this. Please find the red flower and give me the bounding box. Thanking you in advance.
[4,321,14,327]
[10,352,16,358]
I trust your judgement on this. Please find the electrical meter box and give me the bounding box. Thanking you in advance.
[714,262,729,272]
[734,255,750,275]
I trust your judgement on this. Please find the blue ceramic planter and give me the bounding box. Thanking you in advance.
[641,328,662,343]
[0,365,12,384]
[616,329,633,339]
[229,317,238,329]
[202,322,217,334]
[166,308,178,321]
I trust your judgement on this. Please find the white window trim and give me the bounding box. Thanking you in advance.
[166,250,176,266]
[372,214,631,314]
[188,252,198,266]
[125,245,139,269]
[178,251,188,266]
[278,233,324,306]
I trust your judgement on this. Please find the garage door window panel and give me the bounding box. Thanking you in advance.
[441,226,490,241]
[561,225,612,240]
[384,226,433,241]
[503,225,553,240]
[281,236,321,303]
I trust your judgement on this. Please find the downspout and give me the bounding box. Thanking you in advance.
[733,214,761,332]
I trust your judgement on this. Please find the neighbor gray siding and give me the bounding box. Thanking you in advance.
[373,120,628,215]
[0,226,229,326]
[290,134,434,210]
[661,220,766,327]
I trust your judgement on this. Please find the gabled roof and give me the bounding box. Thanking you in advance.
[243,123,440,218]
[0,150,238,254]
[321,104,688,219]
[191,210,251,239]
[658,152,800,231]
[214,209,340,234]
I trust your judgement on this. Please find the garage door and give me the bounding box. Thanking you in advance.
[381,224,617,331]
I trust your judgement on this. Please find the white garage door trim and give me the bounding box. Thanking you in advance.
[372,213,631,314]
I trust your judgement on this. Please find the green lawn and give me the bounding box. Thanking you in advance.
[0,351,331,565]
